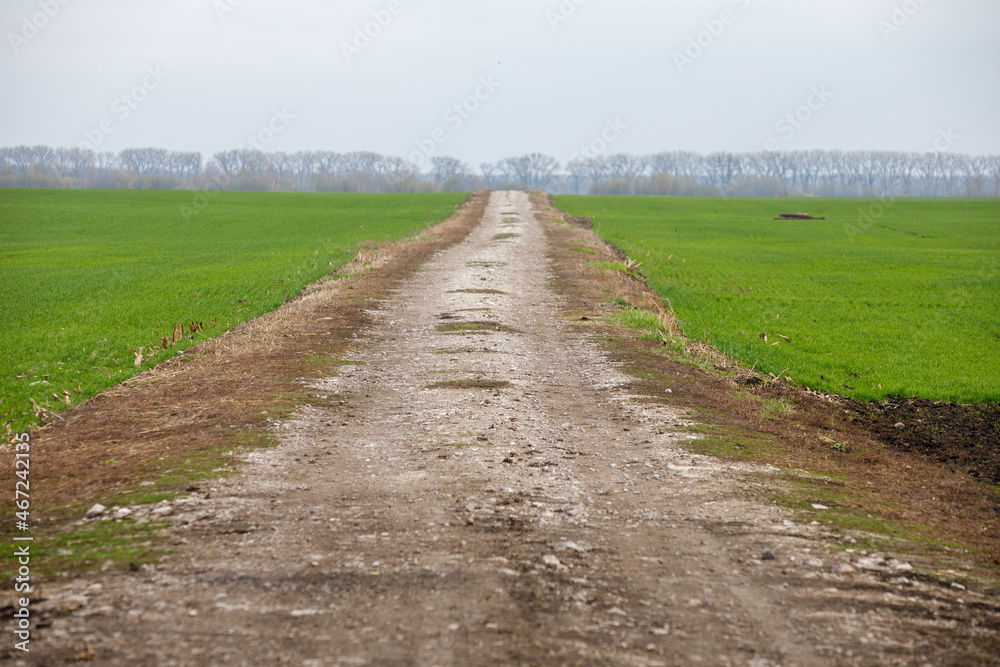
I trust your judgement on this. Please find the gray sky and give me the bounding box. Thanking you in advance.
[2,0,997,166]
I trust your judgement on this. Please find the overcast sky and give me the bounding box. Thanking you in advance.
[1,0,997,167]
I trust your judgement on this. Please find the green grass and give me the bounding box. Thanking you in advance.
[0,189,468,434]
[555,196,1000,402]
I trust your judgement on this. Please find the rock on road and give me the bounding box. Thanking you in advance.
[23,192,999,666]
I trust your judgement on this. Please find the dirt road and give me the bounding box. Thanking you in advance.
[18,192,999,665]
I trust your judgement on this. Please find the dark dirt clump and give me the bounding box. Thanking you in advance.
[846,397,1000,486]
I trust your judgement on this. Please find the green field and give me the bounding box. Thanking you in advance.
[1,189,468,434]
[555,196,1000,403]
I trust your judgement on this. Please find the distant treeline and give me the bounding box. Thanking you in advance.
[2,145,998,197]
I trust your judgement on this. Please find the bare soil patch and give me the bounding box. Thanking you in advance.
[845,396,1000,485]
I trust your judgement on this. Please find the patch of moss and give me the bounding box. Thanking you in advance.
[435,321,518,334]
[687,429,786,461]
[428,379,511,390]
[104,433,275,510]
[448,289,507,295]
[431,369,486,375]
[0,519,171,582]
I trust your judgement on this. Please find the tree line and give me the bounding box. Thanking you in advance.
[2,145,998,197]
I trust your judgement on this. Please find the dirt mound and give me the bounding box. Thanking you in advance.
[847,397,1000,486]
[775,212,826,220]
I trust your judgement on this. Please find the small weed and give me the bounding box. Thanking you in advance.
[615,309,664,332]
[590,260,643,281]
[761,398,797,420]
[611,307,680,340]
[570,246,596,255]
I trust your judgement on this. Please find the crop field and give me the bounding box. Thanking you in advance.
[0,189,468,435]
[555,196,1000,404]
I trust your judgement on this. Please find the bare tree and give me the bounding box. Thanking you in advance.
[704,152,742,188]
[7,146,36,173]
[987,155,1000,196]
[119,148,170,175]
[606,153,646,182]
[430,156,468,184]
[794,150,823,194]
[564,158,591,195]
[5,144,999,196]
[479,162,500,188]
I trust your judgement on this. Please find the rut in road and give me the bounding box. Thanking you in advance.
[25,191,1000,666]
